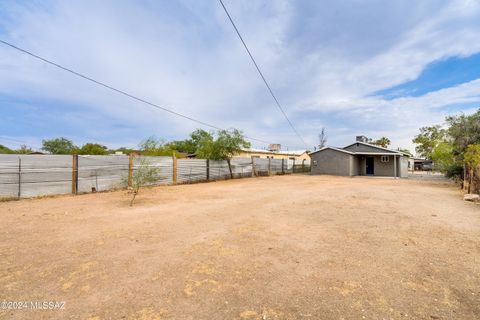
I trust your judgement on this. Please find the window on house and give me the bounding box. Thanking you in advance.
[313,160,318,166]
[381,155,389,162]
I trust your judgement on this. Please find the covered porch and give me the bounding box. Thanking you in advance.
[354,153,406,178]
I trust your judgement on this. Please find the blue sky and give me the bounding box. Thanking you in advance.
[0,0,480,154]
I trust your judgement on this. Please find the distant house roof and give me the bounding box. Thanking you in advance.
[241,148,308,156]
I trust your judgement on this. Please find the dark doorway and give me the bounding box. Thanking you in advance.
[366,157,374,175]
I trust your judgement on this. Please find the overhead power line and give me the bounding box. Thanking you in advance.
[0,136,28,144]
[218,0,307,148]
[0,39,305,149]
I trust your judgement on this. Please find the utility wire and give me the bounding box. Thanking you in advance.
[0,39,305,149]
[218,0,307,148]
[0,136,28,144]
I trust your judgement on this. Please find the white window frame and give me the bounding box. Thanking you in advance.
[381,155,389,163]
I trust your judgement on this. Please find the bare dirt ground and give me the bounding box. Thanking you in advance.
[0,175,479,320]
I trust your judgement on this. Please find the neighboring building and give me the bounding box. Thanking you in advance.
[309,138,411,178]
[268,144,281,152]
[413,158,433,171]
[236,148,310,163]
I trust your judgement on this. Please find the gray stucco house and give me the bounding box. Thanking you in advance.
[309,137,410,178]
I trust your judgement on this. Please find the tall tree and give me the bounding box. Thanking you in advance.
[318,128,327,149]
[412,125,445,158]
[139,136,182,157]
[398,148,412,156]
[413,109,480,184]
[41,137,77,154]
[445,110,480,155]
[196,129,250,178]
[0,144,15,154]
[78,143,108,155]
[15,145,33,154]
[431,142,457,173]
[463,144,480,194]
[167,129,213,155]
[371,137,391,148]
[139,136,164,155]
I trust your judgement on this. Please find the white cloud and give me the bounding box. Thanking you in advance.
[0,0,479,153]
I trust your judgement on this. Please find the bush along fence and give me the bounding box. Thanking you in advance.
[0,154,311,199]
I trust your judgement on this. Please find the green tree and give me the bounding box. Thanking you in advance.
[412,125,446,158]
[167,129,214,155]
[370,137,391,148]
[431,142,457,173]
[167,140,195,154]
[78,143,108,155]
[196,129,250,178]
[41,137,77,154]
[464,144,480,194]
[139,136,164,155]
[0,144,15,154]
[398,148,412,156]
[139,136,184,157]
[446,110,480,155]
[15,145,33,154]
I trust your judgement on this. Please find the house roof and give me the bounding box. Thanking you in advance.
[343,141,411,156]
[344,141,394,153]
[309,143,406,156]
[308,146,356,156]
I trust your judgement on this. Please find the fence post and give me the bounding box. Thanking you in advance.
[72,154,78,194]
[302,159,305,173]
[128,154,133,187]
[251,156,256,177]
[268,157,271,176]
[282,158,285,175]
[206,159,210,181]
[172,154,177,184]
[17,157,21,200]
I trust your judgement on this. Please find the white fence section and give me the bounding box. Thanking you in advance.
[0,154,309,199]
[135,156,174,185]
[0,154,72,198]
[177,159,207,184]
[78,155,129,193]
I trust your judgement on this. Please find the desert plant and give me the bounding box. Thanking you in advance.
[41,137,77,154]
[127,158,160,206]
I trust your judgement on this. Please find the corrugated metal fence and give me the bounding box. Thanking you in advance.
[0,154,310,199]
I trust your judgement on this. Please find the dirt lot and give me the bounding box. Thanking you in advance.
[0,175,479,319]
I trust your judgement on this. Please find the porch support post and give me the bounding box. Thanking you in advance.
[393,154,397,179]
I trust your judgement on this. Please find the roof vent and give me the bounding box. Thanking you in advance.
[356,135,368,143]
